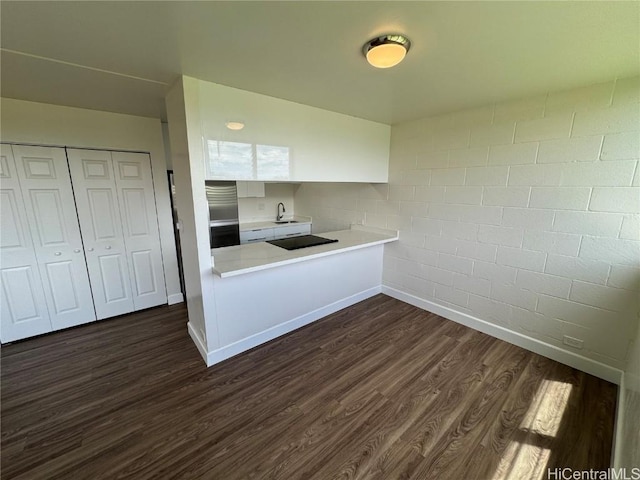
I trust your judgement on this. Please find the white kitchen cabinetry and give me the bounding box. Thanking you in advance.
[273,224,311,240]
[240,228,275,244]
[239,222,311,244]
[194,79,390,182]
[236,181,265,198]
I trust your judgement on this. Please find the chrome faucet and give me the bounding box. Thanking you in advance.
[276,202,286,221]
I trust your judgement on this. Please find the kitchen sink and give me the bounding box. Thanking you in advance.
[274,220,299,224]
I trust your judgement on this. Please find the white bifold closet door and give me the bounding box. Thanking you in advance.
[1,145,96,341]
[67,149,166,319]
[0,145,53,341]
[110,151,167,310]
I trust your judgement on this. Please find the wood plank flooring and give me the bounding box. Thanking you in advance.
[1,294,617,479]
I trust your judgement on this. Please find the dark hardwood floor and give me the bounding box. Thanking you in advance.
[1,294,616,479]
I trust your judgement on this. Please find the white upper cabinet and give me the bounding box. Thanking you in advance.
[194,79,390,183]
[236,181,265,198]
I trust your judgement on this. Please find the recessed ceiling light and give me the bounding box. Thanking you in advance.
[225,121,245,131]
[363,34,411,69]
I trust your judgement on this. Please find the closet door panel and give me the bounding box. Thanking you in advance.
[67,149,134,320]
[0,145,52,341]
[112,152,167,310]
[12,145,96,330]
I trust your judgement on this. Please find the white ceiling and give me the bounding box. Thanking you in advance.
[1,1,638,125]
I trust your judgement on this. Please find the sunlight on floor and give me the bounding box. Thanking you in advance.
[492,442,551,480]
[491,379,573,480]
[521,379,573,437]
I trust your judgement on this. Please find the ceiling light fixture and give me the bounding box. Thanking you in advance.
[363,34,411,69]
[225,121,245,131]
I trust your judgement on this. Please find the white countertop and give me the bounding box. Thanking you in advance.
[239,216,312,231]
[211,226,398,277]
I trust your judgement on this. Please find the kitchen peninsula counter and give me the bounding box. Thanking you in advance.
[211,226,398,278]
[192,225,398,367]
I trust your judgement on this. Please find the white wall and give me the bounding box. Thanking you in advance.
[0,97,183,305]
[161,122,173,170]
[385,76,640,371]
[165,77,218,350]
[239,183,296,223]
[295,77,640,374]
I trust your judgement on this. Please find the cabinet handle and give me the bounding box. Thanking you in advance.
[249,237,267,242]
[74,249,81,253]
[87,248,94,252]
[105,246,112,250]
[54,252,62,256]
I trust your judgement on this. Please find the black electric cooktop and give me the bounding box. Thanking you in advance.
[267,235,338,251]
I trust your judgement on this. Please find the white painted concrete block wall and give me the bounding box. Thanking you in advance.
[295,76,640,370]
[384,76,640,369]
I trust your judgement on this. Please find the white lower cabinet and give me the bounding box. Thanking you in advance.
[240,228,275,244]
[240,223,311,244]
[0,144,167,342]
[273,224,311,240]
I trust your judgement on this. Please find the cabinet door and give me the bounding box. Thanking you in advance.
[12,145,96,331]
[236,181,248,198]
[112,152,167,310]
[240,228,275,244]
[67,149,135,320]
[273,224,311,240]
[236,181,264,198]
[0,145,53,342]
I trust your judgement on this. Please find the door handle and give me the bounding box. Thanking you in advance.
[54,252,62,256]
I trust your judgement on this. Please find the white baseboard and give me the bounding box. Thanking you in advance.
[382,285,623,385]
[205,286,382,367]
[187,322,208,363]
[167,293,184,305]
[613,374,625,468]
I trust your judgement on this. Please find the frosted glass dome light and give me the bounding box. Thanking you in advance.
[225,121,245,131]
[363,34,411,69]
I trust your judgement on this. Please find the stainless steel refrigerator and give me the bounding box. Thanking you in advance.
[205,180,240,248]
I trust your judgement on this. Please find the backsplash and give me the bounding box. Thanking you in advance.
[294,183,389,233]
[238,183,296,223]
